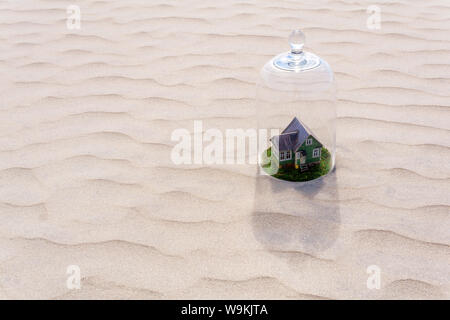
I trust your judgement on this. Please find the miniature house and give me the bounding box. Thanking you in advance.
[270,117,323,171]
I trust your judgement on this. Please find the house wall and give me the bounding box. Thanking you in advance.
[275,150,294,167]
[271,135,323,168]
[280,150,295,166]
[296,135,322,164]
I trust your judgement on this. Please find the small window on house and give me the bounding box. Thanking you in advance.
[313,148,320,158]
[286,150,291,160]
[280,151,285,160]
[306,138,312,146]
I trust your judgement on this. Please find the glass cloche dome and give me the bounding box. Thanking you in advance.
[257,29,336,183]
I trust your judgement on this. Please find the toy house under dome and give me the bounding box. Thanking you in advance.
[270,117,322,172]
[257,29,335,182]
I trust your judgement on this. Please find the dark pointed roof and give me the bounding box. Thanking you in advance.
[272,117,320,151]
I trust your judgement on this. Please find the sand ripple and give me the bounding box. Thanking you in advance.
[0,0,449,299]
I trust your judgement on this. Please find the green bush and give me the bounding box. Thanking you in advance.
[261,147,331,182]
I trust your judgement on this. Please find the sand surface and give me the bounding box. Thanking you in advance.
[0,0,449,299]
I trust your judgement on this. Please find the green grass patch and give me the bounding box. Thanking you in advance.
[261,147,331,182]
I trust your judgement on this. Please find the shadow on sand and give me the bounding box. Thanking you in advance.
[251,169,340,257]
